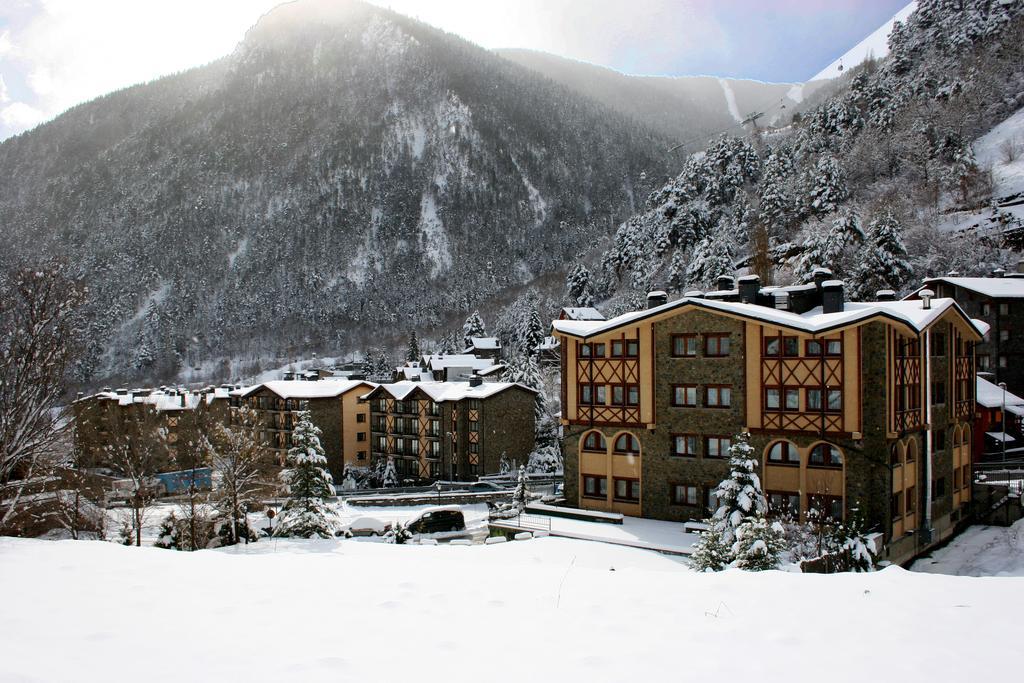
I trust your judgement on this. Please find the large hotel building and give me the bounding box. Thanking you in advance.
[552,274,984,565]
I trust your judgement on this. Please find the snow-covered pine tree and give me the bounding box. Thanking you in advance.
[406,330,421,363]
[382,457,399,488]
[713,432,766,537]
[795,210,863,282]
[272,411,341,538]
[731,517,786,571]
[850,211,912,299]
[462,311,486,348]
[512,465,528,512]
[667,250,686,293]
[805,155,848,217]
[566,264,595,307]
[686,227,734,288]
[523,307,546,357]
[502,352,545,425]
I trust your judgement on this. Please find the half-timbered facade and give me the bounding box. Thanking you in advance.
[362,381,536,483]
[553,276,986,565]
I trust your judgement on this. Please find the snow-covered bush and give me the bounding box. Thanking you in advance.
[731,517,787,571]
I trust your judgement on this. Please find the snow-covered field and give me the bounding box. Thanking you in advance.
[2,533,1022,682]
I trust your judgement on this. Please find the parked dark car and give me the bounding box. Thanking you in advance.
[405,506,466,535]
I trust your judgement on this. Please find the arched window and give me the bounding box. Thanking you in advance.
[962,424,971,447]
[953,426,963,447]
[582,431,607,452]
[766,441,799,465]
[890,444,902,467]
[905,438,918,463]
[809,443,843,467]
[613,433,640,455]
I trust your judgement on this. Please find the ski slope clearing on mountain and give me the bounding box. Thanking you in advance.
[974,105,1024,199]
[1,536,1021,682]
[810,2,918,81]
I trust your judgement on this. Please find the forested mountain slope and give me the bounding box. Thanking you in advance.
[0,0,672,384]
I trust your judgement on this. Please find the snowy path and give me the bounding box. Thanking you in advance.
[911,518,1024,577]
[2,536,1023,682]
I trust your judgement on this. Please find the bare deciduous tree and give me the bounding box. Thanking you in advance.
[103,407,170,546]
[211,406,267,545]
[0,263,85,533]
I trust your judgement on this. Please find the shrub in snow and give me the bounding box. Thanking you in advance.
[153,512,179,550]
[689,518,734,572]
[154,510,217,551]
[526,443,562,474]
[381,457,399,489]
[383,521,411,544]
[730,518,786,571]
[116,517,134,546]
[272,412,341,539]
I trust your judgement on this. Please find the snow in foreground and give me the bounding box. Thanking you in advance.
[1,537,1021,682]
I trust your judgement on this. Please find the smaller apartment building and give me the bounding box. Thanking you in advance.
[229,380,375,480]
[362,380,536,482]
[552,275,985,565]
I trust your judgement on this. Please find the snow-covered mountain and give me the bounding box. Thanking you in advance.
[809,2,918,82]
[0,0,673,384]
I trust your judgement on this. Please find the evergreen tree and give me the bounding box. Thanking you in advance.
[462,311,486,348]
[502,353,545,424]
[273,411,341,538]
[667,250,687,293]
[406,330,421,362]
[566,264,595,307]
[523,307,546,357]
[372,352,391,382]
[805,155,848,217]
[382,457,399,488]
[686,228,734,288]
[850,211,912,299]
[712,432,765,535]
[512,465,528,512]
[731,517,786,571]
[795,210,863,282]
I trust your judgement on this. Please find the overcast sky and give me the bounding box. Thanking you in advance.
[0,0,910,141]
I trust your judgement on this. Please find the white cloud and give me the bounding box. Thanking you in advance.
[0,29,12,58]
[0,75,8,103]
[1,101,47,130]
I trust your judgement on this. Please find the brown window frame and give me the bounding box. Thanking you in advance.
[582,431,606,452]
[671,433,698,458]
[766,441,799,465]
[582,474,608,499]
[613,477,641,502]
[705,384,732,409]
[806,388,842,413]
[808,443,843,468]
[670,482,700,506]
[766,386,800,412]
[705,436,731,458]
[767,490,801,517]
[625,339,640,357]
[611,340,625,358]
[704,333,731,357]
[613,433,641,455]
[672,384,698,407]
[808,494,844,521]
[671,334,698,358]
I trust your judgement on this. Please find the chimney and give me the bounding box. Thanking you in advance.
[738,275,760,304]
[812,267,834,289]
[76,391,84,400]
[876,289,896,301]
[647,290,668,309]
[179,392,186,407]
[992,268,1006,278]
[920,288,934,310]
[716,275,735,292]
[469,377,483,387]
[947,270,960,277]
[822,280,845,314]
[773,290,790,311]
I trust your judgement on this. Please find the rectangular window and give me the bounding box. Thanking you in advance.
[905,486,916,516]
[614,478,640,502]
[765,336,781,356]
[626,340,639,357]
[672,334,698,357]
[999,303,1010,316]
[933,477,946,499]
[983,303,991,316]
[932,381,946,405]
[593,343,606,358]
[672,484,699,506]
[934,429,946,452]
[672,434,697,457]
[611,340,624,357]
[826,339,842,356]
[706,436,731,458]
[672,385,698,407]
[595,385,607,405]
[583,475,607,499]
[580,384,593,405]
[978,354,990,370]
[357,451,367,461]
[783,336,799,357]
[1001,329,1011,342]
[932,333,946,356]
[807,389,841,412]
[579,343,592,358]
[827,389,842,411]
[768,491,801,517]
[356,432,366,442]
[766,387,781,410]
[891,491,904,520]
[806,339,823,356]
[356,413,367,423]
[999,356,1008,368]
[627,384,640,406]
[705,334,731,357]
[612,385,625,406]
[705,385,732,408]
[808,495,844,521]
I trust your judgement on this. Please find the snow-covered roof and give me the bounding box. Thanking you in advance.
[464,337,501,351]
[234,379,375,400]
[90,389,202,412]
[986,431,1015,443]
[560,307,605,321]
[362,381,536,403]
[422,354,493,371]
[976,376,1024,409]
[538,335,560,351]
[920,276,1024,299]
[476,364,506,377]
[552,295,984,339]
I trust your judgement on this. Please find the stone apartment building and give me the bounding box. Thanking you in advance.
[73,387,205,468]
[907,269,1024,394]
[362,380,536,482]
[229,379,376,480]
[551,274,985,566]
